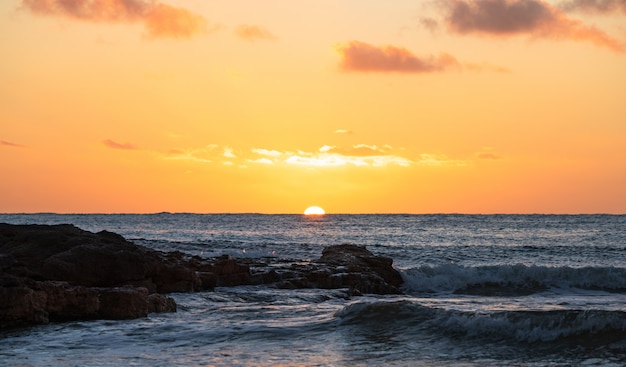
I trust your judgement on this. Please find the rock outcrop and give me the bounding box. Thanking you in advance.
[248,244,403,295]
[0,223,248,328]
[1,223,403,329]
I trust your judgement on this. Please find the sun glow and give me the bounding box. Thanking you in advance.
[304,206,325,215]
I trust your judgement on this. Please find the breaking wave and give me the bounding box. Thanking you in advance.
[401,264,626,295]
[335,300,626,344]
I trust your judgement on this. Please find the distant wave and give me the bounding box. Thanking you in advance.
[401,264,626,295]
[335,300,626,344]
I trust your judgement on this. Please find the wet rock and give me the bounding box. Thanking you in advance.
[0,224,160,287]
[0,286,48,328]
[253,244,403,294]
[98,287,150,320]
[0,224,402,329]
[317,244,403,289]
[211,255,251,286]
[36,281,100,321]
[148,293,177,313]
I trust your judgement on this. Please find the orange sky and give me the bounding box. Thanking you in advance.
[1,0,625,214]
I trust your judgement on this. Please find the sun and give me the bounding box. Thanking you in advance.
[304,206,326,215]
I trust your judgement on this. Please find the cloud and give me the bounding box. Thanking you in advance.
[143,3,207,39]
[252,148,282,157]
[162,144,471,169]
[323,144,389,157]
[334,129,353,134]
[20,0,207,39]
[252,144,414,167]
[559,0,626,14]
[223,147,236,158]
[336,41,461,73]
[164,145,219,163]
[102,139,137,150]
[477,152,502,159]
[416,154,468,166]
[1,140,26,148]
[443,0,623,51]
[234,24,276,41]
[420,17,440,33]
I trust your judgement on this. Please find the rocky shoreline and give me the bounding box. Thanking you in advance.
[1,223,403,329]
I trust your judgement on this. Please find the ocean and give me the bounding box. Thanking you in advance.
[0,214,625,366]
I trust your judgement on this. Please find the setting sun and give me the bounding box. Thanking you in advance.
[304,206,326,215]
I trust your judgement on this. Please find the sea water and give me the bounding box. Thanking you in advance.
[1,214,625,366]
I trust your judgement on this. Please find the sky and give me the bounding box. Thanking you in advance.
[1,0,625,214]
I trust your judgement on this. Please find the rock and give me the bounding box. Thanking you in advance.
[0,224,404,329]
[36,281,100,321]
[211,256,251,286]
[98,287,150,320]
[317,245,403,286]
[148,293,177,313]
[252,244,403,294]
[0,223,252,328]
[0,286,48,328]
[150,261,198,293]
[0,224,160,287]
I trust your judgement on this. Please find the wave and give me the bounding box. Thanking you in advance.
[401,264,626,295]
[335,300,626,345]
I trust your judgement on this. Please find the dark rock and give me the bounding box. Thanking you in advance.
[0,286,48,328]
[196,271,218,290]
[0,224,160,286]
[36,281,100,321]
[150,262,198,293]
[98,287,150,320]
[148,293,177,313]
[211,257,251,286]
[0,223,256,328]
[317,244,403,289]
[0,224,404,329]
[251,244,403,294]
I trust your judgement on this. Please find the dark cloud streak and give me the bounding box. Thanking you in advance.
[1,140,26,148]
[336,41,460,73]
[559,0,626,13]
[21,0,207,39]
[102,139,137,150]
[447,0,554,34]
[443,0,623,51]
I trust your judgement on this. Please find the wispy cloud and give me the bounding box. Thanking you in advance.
[102,139,137,150]
[559,0,626,14]
[1,139,26,148]
[234,24,276,41]
[252,148,282,157]
[477,152,502,160]
[143,3,207,39]
[252,145,414,167]
[336,41,461,73]
[334,129,354,135]
[20,0,207,39]
[335,40,510,74]
[162,144,473,169]
[416,154,468,167]
[443,0,623,51]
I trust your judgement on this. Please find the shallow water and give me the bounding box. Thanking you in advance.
[1,214,625,366]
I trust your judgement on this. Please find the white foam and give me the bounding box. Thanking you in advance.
[401,264,626,294]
